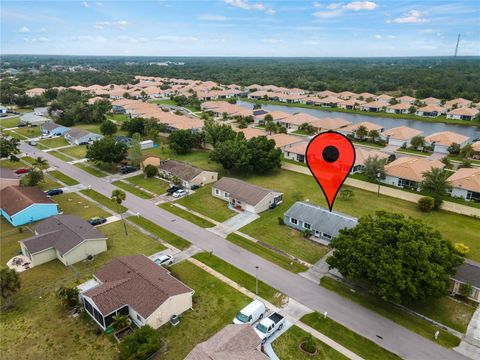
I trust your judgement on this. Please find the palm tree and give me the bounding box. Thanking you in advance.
[265,120,277,135]
[112,314,131,330]
[33,156,49,170]
[460,144,474,159]
[367,129,380,143]
[111,189,127,235]
[1,268,21,309]
[420,168,452,209]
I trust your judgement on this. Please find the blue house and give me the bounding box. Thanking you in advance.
[0,186,59,227]
[41,121,69,136]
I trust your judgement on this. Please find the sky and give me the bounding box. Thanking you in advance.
[1,0,479,57]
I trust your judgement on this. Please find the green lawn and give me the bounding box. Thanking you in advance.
[176,185,236,222]
[10,126,42,138]
[301,312,401,360]
[80,189,127,213]
[0,116,20,128]
[106,113,130,123]
[112,180,153,199]
[226,233,309,273]
[0,159,25,169]
[128,215,191,250]
[73,123,128,137]
[159,203,216,228]
[59,145,87,159]
[156,260,251,360]
[54,192,110,220]
[75,163,108,177]
[49,151,73,162]
[35,176,61,191]
[127,174,170,195]
[320,277,461,348]
[272,325,349,360]
[47,170,80,186]
[0,217,33,264]
[193,252,287,307]
[19,156,36,165]
[37,137,69,148]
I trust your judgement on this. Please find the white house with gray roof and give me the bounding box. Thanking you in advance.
[284,201,358,243]
[19,215,107,267]
[40,121,69,136]
[64,128,103,145]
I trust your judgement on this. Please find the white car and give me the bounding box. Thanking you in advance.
[173,189,187,198]
[154,254,174,266]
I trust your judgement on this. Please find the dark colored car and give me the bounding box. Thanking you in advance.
[167,186,181,195]
[14,168,29,174]
[45,189,63,196]
[88,217,107,226]
[190,184,200,190]
[119,166,137,175]
[17,123,27,127]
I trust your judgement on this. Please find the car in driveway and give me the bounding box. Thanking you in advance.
[254,312,285,343]
[233,299,266,325]
[119,166,137,175]
[45,188,63,197]
[172,189,187,198]
[166,186,181,195]
[28,140,38,146]
[88,216,107,226]
[154,254,174,266]
[14,168,30,174]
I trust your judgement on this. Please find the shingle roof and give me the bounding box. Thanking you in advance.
[159,160,206,182]
[65,128,93,140]
[0,186,56,216]
[185,324,267,360]
[41,121,65,131]
[453,260,480,288]
[84,255,192,318]
[0,167,18,180]
[21,215,106,255]
[213,177,281,206]
[285,201,358,236]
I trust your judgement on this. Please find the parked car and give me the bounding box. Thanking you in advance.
[254,312,285,343]
[154,254,174,266]
[28,140,38,146]
[40,133,53,139]
[88,217,107,226]
[233,300,266,325]
[45,188,63,197]
[173,189,187,198]
[167,186,181,195]
[14,168,29,174]
[119,166,137,175]
[17,123,27,127]
[190,184,200,190]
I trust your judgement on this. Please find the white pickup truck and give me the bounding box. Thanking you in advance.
[254,312,285,343]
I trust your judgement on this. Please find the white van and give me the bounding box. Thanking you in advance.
[233,299,266,325]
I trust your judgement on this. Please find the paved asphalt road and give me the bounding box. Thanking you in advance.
[23,143,467,360]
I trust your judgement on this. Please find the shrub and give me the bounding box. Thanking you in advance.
[119,325,162,360]
[454,243,470,256]
[277,216,285,225]
[418,196,435,212]
[459,283,473,299]
[144,164,158,178]
[301,334,317,354]
[303,229,312,238]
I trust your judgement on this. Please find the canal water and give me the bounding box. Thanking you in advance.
[237,100,480,140]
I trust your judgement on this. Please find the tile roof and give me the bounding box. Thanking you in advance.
[265,110,291,121]
[385,157,444,182]
[21,215,106,255]
[448,168,480,193]
[447,107,479,117]
[473,141,480,153]
[0,186,56,216]
[387,103,411,110]
[424,131,469,146]
[310,117,352,130]
[382,126,423,140]
[159,160,207,182]
[267,133,305,148]
[234,127,266,140]
[213,177,281,206]
[340,121,384,133]
[285,142,308,155]
[84,255,192,318]
[354,147,389,166]
[282,113,319,125]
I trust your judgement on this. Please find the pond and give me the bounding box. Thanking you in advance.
[237,100,480,140]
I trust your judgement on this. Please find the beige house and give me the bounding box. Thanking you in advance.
[424,131,469,154]
[0,168,19,190]
[383,156,444,190]
[310,117,352,132]
[267,133,305,149]
[386,103,411,114]
[80,255,194,330]
[381,126,423,147]
[212,177,283,213]
[397,95,416,104]
[20,215,107,267]
[338,121,385,138]
[359,101,386,112]
[446,107,479,121]
[159,160,218,189]
[351,147,389,173]
[445,98,472,110]
[421,97,442,106]
[448,168,480,202]
[415,105,446,117]
[450,261,480,303]
[283,142,308,163]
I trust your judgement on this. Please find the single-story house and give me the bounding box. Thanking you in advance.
[212,177,283,214]
[421,97,442,106]
[386,103,411,114]
[278,113,319,131]
[141,156,161,169]
[0,168,19,190]
[79,255,194,330]
[450,261,480,303]
[310,117,352,132]
[40,121,69,136]
[317,90,338,98]
[415,105,446,117]
[337,98,365,110]
[397,95,416,104]
[424,131,469,154]
[359,101,386,112]
[317,96,342,107]
[351,147,389,173]
[20,112,50,126]
[185,324,268,360]
[337,121,385,139]
[64,128,103,145]
[159,160,218,189]
[383,157,444,190]
[19,215,107,267]
[267,133,305,149]
[283,142,307,163]
[284,201,358,243]
[448,168,480,202]
[376,94,394,103]
[0,186,59,226]
[445,98,472,110]
[381,126,423,147]
[257,110,291,125]
[446,107,479,121]
[356,92,376,100]
[337,91,358,100]
[234,127,266,140]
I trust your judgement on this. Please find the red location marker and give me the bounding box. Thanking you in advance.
[306,131,356,212]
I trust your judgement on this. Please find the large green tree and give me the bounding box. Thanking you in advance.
[169,129,197,154]
[100,120,118,136]
[327,211,463,304]
[203,119,236,147]
[1,268,21,309]
[362,155,387,181]
[86,136,128,164]
[0,136,20,158]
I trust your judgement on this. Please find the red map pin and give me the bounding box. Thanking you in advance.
[306,131,356,212]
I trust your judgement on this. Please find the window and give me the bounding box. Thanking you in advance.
[290,218,298,225]
[303,222,311,230]
[322,233,332,239]
[137,314,143,322]
[224,192,229,198]
[215,189,220,195]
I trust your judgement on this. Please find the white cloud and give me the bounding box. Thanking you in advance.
[314,1,377,18]
[37,27,47,33]
[343,1,377,11]
[313,1,322,8]
[23,36,49,42]
[197,14,228,21]
[326,3,342,9]
[374,34,382,39]
[224,0,275,15]
[155,35,199,42]
[18,26,30,33]
[82,1,89,8]
[70,35,107,43]
[374,34,396,40]
[262,38,284,44]
[117,35,147,43]
[94,20,130,30]
[391,10,427,24]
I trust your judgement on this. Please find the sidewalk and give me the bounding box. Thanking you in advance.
[282,162,480,218]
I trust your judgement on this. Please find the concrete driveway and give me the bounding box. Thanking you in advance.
[263,320,293,360]
[208,211,259,238]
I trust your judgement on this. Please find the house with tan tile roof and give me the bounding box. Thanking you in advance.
[424,131,470,154]
[415,105,447,117]
[383,157,444,190]
[421,97,442,106]
[279,113,319,131]
[446,107,479,121]
[275,93,308,103]
[445,98,472,110]
[79,255,194,330]
[356,92,376,100]
[201,101,253,119]
[267,133,305,149]
[310,117,352,132]
[375,94,394,103]
[448,168,480,202]
[25,87,46,97]
[283,142,308,163]
[300,96,325,106]
[337,91,357,100]
[351,147,389,173]
[338,121,385,138]
[359,101,387,112]
[317,96,343,107]
[248,90,269,99]
[381,126,423,147]
[397,95,416,104]
[473,141,480,155]
[317,90,338,98]
[234,127,266,140]
[337,98,366,110]
[263,110,291,123]
[386,102,412,114]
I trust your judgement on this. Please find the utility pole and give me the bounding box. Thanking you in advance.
[255,266,259,295]
[454,34,460,57]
